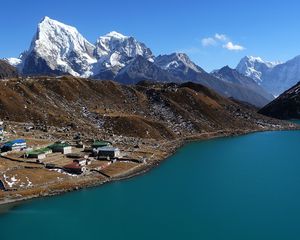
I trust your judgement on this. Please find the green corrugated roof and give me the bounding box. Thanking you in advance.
[48,142,70,149]
[27,147,51,155]
[92,140,112,148]
[27,150,44,155]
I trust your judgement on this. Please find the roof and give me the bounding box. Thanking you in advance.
[10,139,26,144]
[73,159,87,163]
[27,147,51,155]
[63,162,82,169]
[2,139,26,147]
[27,151,45,156]
[48,142,70,149]
[92,140,112,148]
[97,146,119,151]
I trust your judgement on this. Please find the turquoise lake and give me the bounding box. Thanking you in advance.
[1,129,300,240]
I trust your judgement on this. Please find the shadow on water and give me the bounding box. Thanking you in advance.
[0,201,23,215]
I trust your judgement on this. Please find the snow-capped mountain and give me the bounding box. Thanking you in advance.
[20,16,97,77]
[154,53,216,84]
[212,66,274,107]
[236,56,279,85]
[214,65,267,90]
[11,17,155,79]
[93,31,154,79]
[5,58,22,68]
[235,56,300,96]
[263,56,300,96]
[155,53,204,78]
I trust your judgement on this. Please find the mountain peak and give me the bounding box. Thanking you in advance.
[37,16,78,35]
[40,16,55,23]
[155,52,203,74]
[243,56,264,63]
[93,31,154,77]
[171,52,188,58]
[236,56,278,85]
[105,31,128,39]
[220,65,232,71]
[215,65,238,76]
[22,16,96,77]
[212,64,275,106]
[237,55,300,96]
[41,16,51,22]
[213,65,239,79]
[172,52,191,62]
[39,16,62,27]
[239,56,280,68]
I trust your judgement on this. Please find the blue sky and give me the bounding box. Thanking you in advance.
[1,0,300,71]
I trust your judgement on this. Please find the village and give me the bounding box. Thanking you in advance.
[0,119,166,199]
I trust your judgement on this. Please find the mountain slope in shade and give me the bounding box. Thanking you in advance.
[259,81,300,119]
[0,60,19,79]
[212,66,274,106]
[115,55,179,84]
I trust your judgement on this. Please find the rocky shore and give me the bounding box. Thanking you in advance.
[0,123,298,207]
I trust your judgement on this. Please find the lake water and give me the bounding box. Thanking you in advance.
[1,129,300,240]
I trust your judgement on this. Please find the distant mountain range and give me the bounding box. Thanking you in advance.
[2,16,297,108]
[236,55,300,97]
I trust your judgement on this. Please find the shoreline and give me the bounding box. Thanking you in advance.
[0,126,299,208]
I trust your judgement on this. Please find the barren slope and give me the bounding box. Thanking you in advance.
[0,76,292,140]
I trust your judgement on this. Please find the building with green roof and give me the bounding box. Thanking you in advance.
[92,140,112,149]
[26,147,53,160]
[48,142,72,154]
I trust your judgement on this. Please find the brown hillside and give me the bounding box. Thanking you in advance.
[0,76,292,140]
[0,60,19,79]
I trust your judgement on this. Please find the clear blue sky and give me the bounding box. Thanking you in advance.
[1,0,300,71]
